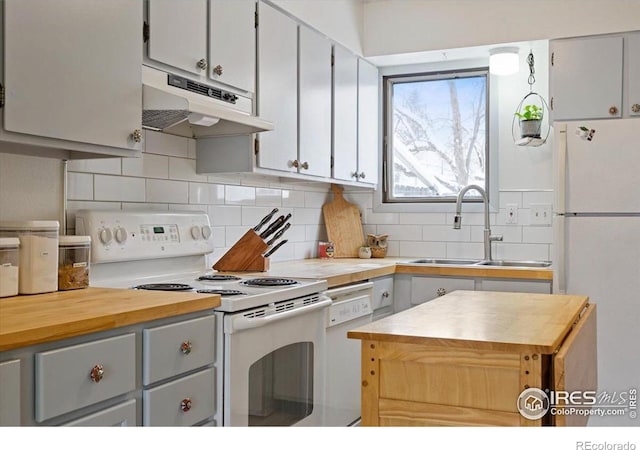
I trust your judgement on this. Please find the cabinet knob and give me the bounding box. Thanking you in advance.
[290,159,299,168]
[131,129,142,143]
[90,364,104,383]
[351,171,358,179]
[382,291,390,298]
[180,397,193,413]
[301,161,309,170]
[197,58,208,70]
[632,104,640,114]
[359,172,366,179]
[609,106,619,115]
[436,288,447,297]
[180,340,192,355]
[213,65,223,76]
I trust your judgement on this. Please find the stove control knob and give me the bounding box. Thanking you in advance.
[201,225,212,240]
[190,225,202,240]
[114,227,128,244]
[99,227,113,245]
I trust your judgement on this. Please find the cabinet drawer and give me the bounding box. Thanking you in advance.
[35,333,136,422]
[411,277,474,305]
[480,279,552,294]
[143,368,215,426]
[63,399,137,427]
[372,276,394,310]
[0,359,21,426]
[143,315,215,385]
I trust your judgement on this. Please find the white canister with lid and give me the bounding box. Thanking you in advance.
[0,221,59,294]
[0,237,20,297]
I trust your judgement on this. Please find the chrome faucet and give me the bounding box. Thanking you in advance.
[453,184,502,262]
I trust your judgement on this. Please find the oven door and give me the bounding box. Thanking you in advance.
[221,295,331,426]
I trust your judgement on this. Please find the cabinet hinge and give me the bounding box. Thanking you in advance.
[331,53,335,67]
[550,97,554,111]
[255,11,258,28]
[0,83,4,109]
[330,155,334,169]
[143,21,149,43]
[551,52,554,66]
[254,139,260,155]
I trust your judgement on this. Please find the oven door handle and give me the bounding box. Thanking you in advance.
[227,297,333,332]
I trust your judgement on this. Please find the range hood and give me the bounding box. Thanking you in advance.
[142,65,273,138]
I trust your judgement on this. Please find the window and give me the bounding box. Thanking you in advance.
[383,68,489,203]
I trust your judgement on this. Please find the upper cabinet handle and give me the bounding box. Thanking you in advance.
[197,58,208,70]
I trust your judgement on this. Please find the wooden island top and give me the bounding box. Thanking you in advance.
[347,290,589,353]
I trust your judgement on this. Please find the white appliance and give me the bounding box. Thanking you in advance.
[553,119,640,427]
[324,282,374,426]
[76,210,329,427]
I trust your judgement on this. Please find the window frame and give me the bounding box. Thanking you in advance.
[381,66,492,207]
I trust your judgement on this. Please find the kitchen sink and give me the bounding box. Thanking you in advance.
[407,258,482,265]
[475,260,552,268]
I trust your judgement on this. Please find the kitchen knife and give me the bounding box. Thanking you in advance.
[263,239,288,258]
[266,222,291,246]
[253,208,279,232]
[259,213,292,240]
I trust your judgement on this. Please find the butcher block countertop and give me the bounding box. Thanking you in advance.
[347,290,588,354]
[0,288,220,351]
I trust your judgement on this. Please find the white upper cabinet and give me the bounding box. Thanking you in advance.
[626,33,640,118]
[550,34,626,120]
[209,0,256,93]
[147,0,208,76]
[2,0,142,156]
[357,58,380,185]
[298,27,332,178]
[332,45,359,183]
[256,2,298,173]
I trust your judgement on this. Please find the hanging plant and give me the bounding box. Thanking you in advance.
[515,104,543,138]
[511,51,550,146]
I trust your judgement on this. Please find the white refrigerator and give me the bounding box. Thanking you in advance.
[553,119,640,427]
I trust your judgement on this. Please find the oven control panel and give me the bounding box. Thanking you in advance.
[75,210,214,263]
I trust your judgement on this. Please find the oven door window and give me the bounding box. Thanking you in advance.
[248,342,314,426]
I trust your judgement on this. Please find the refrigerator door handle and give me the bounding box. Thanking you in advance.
[553,215,566,294]
[553,123,567,215]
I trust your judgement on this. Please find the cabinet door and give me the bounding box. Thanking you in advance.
[298,27,332,178]
[63,399,137,427]
[209,0,256,93]
[147,0,207,76]
[0,359,20,426]
[357,59,380,184]
[550,36,623,120]
[626,33,640,117]
[333,46,359,182]
[257,2,298,173]
[4,0,142,151]
[480,279,552,294]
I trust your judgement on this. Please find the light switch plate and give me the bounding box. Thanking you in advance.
[530,204,552,225]
[505,204,518,224]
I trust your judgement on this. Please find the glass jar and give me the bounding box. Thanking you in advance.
[58,236,91,290]
[0,237,20,297]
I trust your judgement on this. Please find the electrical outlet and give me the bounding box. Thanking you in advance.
[531,204,552,225]
[505,204,518,224]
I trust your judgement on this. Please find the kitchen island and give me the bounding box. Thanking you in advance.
[347,290,597,426]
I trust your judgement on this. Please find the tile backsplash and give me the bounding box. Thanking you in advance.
[64,130,553,264]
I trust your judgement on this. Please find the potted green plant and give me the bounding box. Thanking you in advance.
[514,104,543,138]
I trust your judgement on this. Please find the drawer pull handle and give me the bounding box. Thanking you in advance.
[382,291,390,298]
[436,288,447,297]
[180,340,193,355]
[90,364,104,383]
[180,397,192,413]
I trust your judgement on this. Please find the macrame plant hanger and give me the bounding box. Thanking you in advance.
[512,50,550,147]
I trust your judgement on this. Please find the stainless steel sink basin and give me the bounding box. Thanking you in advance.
[408,258,482,265]
[476,260,552,268]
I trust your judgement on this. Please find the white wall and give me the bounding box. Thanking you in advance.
[363,0,640,57]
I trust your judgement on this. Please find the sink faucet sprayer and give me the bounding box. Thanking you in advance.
[453,184,502,262]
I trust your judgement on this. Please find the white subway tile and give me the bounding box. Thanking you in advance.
[398,241,446,258]
[445,242,484,259]
[208,205,242,226]
[522,226,553,244]
[498,191,523,208]
[67,158,121,175]
[242,206,278,227]
[225,185,255,205]
[282,189,305,207]
[378,225,422,241]
[305,191,330,208]
[471,225,522,243]
[67,172,93,200]
[423,224,471,242]
[293,208,323,225]
[292,242,314,261]
[146,179,189,204]
[399,213,446,225]
[446,212,496,226]
[169,157,208,182]
[256,188,282,207]
[123,203,168,211]
[94,175,145,202]
[363,209,398,225]
[224,226,248,247]
[383,240,400,257]
[168,204,204,212]
[284,225,307,242]
[210,226,226,248]
[189,183,225,205]
[362,224,377,236]
[493,243,550,261]
[187,138,197,159]
[270,241,296,261]
[523,191,553,208]
[305,225,327,242]
[344,192,373,211]
[144,130,189,157]
[123,153,169,179]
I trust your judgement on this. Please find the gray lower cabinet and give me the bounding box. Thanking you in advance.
[0,359,20,426]
[63,399,137,427]
[479,279,552,294]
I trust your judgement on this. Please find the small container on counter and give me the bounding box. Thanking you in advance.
[318,241,335,259]
[0,221,59,294]
[0,237,20,297]
[58,235,91,290]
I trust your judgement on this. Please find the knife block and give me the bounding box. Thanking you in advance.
[213,229,270,272]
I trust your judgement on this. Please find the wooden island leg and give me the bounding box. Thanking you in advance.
[360,340,380,426]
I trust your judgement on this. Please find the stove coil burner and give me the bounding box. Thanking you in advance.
[134,283,194,291]
[240,278,299,287]
[197,275,241,282]
[196,289,247,296]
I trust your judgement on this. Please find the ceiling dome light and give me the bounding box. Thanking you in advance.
[489,47,519,75]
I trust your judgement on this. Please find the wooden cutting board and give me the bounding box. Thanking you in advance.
[322,185,365,257]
